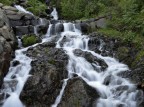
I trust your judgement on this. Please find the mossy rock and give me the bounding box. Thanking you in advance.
[116,46,129,61]
[132,50,144,67]
[22,34,41,47]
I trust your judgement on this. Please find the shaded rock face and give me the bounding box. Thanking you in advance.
[58,77,99,107]
[20,43,69,106]
[0,8,16,87]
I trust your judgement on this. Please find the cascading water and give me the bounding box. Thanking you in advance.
[51,23,143,107]
[51,8,58,20]
[0,20,143,107]
[14,5,33,15]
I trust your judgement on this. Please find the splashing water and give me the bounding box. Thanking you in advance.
[51,8,58,20]
[14,5,33,15]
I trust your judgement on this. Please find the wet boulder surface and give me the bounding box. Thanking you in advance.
[58,77,99,107]
[20,43,68,106]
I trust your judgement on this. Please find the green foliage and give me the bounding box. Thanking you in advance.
[22,35,38,47]
[97,28,143,47]
[60,0,88,20]
[0,0,16,5]
[26,0,47,16]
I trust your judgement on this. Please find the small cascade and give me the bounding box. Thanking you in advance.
[1,47,32,107]
[14,5,33,15]
[51,8,58,20]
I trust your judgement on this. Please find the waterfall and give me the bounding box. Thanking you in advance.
[0,9,143,106]
[14,5,33,15]
[51,8,58,20]
[51,23,143,107]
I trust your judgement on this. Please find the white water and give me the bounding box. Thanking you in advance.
[2,46,31,107]
[14,5,33,15]
[51,8,58,20]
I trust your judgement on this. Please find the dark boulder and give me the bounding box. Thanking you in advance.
[80,22,90,34]
[21,43,68,106]
[58,77,99,107]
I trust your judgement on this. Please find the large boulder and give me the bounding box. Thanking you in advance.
[20,43,69,106]
[58,77,99,107]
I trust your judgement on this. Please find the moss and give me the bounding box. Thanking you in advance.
[96,28,122,39]
[133,50,144,66]
[22,35,38,47]
[0,0,16,5]
[117,47,129,60]
[97,28,144,48]
[48,59,56,65]
[26,0,47,16]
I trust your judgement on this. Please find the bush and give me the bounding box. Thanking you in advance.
[22,35,39,47]
[26,0,47,16]
[0,0,16,5]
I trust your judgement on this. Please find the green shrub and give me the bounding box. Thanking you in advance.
[22,35,38,47]
[0,0,16,5]
[26,0,47,16]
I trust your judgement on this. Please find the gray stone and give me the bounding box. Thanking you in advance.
[0,9,10,27]
[21,44,68,106]
[96,18,106,28]
[15,26,29,35]
[0,3,3,8]
[0,43,3,54]
[24,14,34,20]
[7,14,22,20]
[10,20,23,27]
[5,10,17,15]
[2,6,17,11]
[0,26,11,40]
[0,19,4,28]
[58,78,99,107]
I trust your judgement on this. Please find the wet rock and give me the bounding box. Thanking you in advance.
[21,44,68,106]
[37,25,49,35]
[80,22,90,33]
[12,60,20,67]
[10,20,23,27]
[74,49,108,71]
[58,77,99,107]
[55,23,64,33]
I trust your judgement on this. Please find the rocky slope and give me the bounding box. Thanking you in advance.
[0,6,16,87]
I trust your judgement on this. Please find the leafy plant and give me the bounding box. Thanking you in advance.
[26,0,47,16]
[22,35,38,47]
